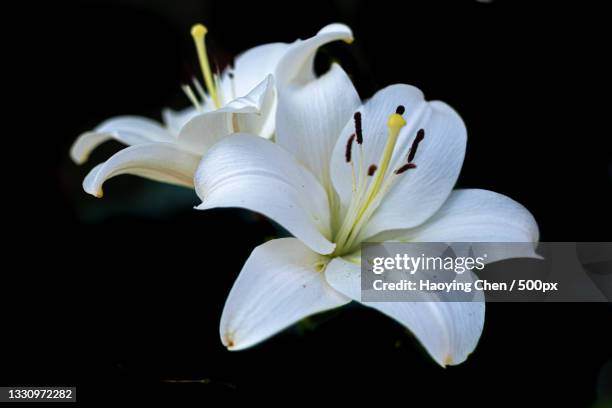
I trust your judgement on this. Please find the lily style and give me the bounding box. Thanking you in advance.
[70,23,354,197]
[194,61,539,365]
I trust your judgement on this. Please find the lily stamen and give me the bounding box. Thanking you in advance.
[407,128,425,162]
[213,68,226,104]
[345,133,355,163]
[333,107,407,254]
[353,112,363,144]
[191,23,221,108]
[228,71,237,101]
[342,123,426,252]
[181,84,202,111]
[191,77,207,103]
[395,162,417,174]
[361,110,406,208]
[346,133,357,192]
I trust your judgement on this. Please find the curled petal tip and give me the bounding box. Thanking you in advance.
[83,164,104,198]
[317,22,353,38]
[222,333,237,350]
[85,186,103,198]
[275,22,355,88]
[69,131,103,165]
[317,23,354,44]
[69,141,86,165]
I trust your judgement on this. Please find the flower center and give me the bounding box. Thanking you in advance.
[181,24,231,111]
[332,106,425,256]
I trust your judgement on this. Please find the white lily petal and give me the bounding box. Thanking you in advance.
[70,132,113,165]
[175,110,234,156]
[162,106,199,136]
[325,256,485,366]
[276,64,360,186]
[83,143,200,197]
[377,189,540,263]
[221,75,276,138]
[70,116,174,164]
[221,43,289,101]
[275,23,353,87]
[195,134,335,255]
[218,75,274,115]
[218,44,288,139]
[177,76,275,155]
[220,238,350,350]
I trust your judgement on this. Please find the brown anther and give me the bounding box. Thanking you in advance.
[345,134,356,163]
[395,163,417,175]
[354,112,363,144]
[407,129,425,163]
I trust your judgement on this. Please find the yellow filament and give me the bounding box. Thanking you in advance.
[191,24,221,108]
[358,113,406,218]
[228,73,237,101]
[332,113,406,255]
[340,115,414,251]
[350,161,356,193]
[181,84,202,111]
[191,78,207,102]
[213,73,225,105]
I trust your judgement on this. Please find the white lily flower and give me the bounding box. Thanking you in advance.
[194,60,539,366]
[70,23,354,197]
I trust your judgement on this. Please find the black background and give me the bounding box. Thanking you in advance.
[5,0,612,405]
